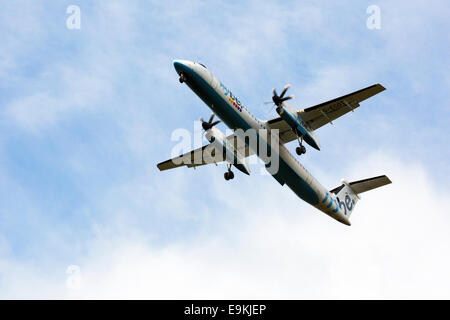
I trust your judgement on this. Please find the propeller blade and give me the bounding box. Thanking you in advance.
[279,84,291,98]
[272,88,278,97]
[208,113,215,124]
[280,95,294,102]
[270,85,295,107]
[210,120,221,127]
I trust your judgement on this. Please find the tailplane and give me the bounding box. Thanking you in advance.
[330,175,392,218]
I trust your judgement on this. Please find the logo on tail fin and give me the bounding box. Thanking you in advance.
[337,194,355,216]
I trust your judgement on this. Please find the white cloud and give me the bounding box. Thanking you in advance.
[4,69,114,133]
[0,1,45,80]
[1,152,449,299]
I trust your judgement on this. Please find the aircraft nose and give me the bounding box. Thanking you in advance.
[173,59,194,75]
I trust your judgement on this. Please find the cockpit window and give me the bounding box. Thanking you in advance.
[198,63,207,68]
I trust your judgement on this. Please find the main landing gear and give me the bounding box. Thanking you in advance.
[296,136,306,156]
[179,73,187,83]
[224,164,234,181]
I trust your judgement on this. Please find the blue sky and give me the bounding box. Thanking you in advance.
[0,0,449,298]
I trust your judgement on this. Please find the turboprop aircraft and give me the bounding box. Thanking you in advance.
[157,60,392,226]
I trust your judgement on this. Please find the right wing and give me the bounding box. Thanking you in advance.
[266,84,385,143]
[156,132,254,171]
[299,84,386,131]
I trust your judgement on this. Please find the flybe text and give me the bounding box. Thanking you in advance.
[322,192,355,215]
[220,81,243,112]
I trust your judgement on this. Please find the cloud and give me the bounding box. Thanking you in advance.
[79,153,450,299]
[1,152,449,299]
[4,63,116,133]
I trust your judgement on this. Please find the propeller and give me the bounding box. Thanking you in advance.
[200,112,221,131]
[272,84,294,106]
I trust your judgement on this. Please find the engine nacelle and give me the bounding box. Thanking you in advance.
[276,102,321,151]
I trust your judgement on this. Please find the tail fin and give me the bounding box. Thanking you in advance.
[330,175,392,218]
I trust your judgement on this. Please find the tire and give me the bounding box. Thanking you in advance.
[301,145,306,154]
[224,172,229,180]
[296,147,302,155]
[229,171,234,179]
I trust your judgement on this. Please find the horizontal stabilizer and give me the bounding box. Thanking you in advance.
[348,175,392,194]
[329,175,392,219]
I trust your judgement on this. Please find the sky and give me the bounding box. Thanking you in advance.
[0,0,449,299]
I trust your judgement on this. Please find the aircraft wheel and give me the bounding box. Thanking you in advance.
[179,73,186,83]
[229,171,234,179]
[296,146,306,155]
[224,172,230,180]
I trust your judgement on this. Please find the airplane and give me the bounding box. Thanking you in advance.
[157,59,392,226]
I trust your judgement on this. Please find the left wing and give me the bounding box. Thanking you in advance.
[157,144,221,171]
[157,133,254,171]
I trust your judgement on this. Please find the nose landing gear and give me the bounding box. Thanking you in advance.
[179,73,187,83]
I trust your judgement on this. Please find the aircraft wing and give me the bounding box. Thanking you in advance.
[266,84,385,142]
[156,132,254,171]
[298,83,385,131]
[157,144,219,171]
